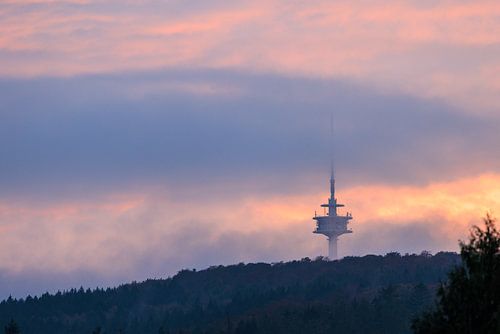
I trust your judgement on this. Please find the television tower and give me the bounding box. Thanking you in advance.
[313,115,353,260]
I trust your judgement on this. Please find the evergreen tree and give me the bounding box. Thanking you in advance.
[4,319,20,334]
[412,215,500,333]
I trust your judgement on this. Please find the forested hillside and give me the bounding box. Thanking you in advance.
[0,252,459,334]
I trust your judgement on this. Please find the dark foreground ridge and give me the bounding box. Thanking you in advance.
[1,253,459,334]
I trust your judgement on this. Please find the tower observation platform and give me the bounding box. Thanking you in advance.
[313,169,353,260]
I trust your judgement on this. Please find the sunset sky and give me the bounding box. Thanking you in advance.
[1,0,500,298]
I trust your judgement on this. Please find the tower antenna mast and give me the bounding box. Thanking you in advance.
[330,112,335,182]
[330,112,335,214]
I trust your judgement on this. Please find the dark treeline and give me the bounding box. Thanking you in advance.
[0,252,459,334]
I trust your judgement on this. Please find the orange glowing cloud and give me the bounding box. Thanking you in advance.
[346,173,500,226]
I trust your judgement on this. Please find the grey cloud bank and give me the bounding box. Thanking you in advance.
[1,69,498,201]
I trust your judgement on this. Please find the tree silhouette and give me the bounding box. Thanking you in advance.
[4,319,20,334]
[412,214,500,333]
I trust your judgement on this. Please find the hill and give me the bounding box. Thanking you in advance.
[0,252,459,334]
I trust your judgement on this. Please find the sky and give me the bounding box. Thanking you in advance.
[1,0,500,299]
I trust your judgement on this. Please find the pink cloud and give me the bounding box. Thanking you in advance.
[1,1,499,112]
[1,173,498,276]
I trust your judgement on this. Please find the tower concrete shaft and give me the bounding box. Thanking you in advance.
[328,237,338,260]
